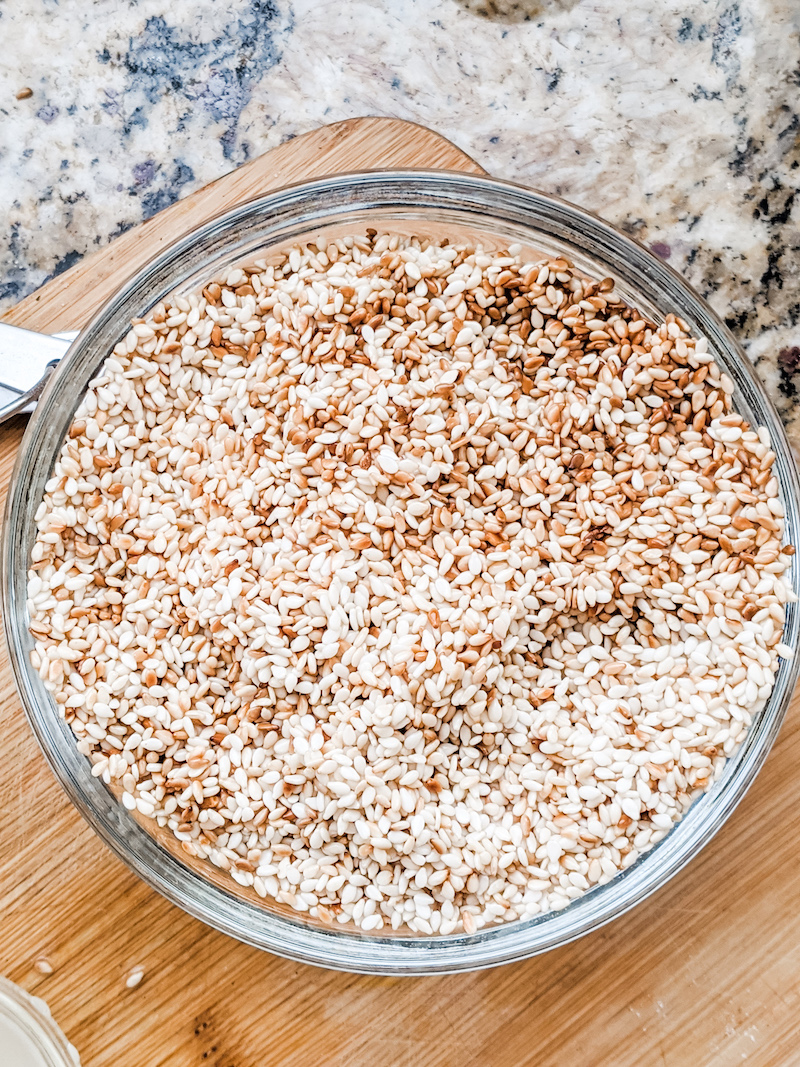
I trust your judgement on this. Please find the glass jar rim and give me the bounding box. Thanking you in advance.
[0,977,79,1066]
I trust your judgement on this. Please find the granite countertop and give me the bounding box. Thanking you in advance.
[1,0,798,432]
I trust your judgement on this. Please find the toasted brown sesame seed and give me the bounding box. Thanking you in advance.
[29,235,793,938]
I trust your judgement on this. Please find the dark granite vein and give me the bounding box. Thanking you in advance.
[101,0,290,169]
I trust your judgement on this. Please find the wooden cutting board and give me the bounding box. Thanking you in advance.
[2,117,800,1067]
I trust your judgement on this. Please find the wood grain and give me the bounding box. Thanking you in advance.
[2,117,800,1067]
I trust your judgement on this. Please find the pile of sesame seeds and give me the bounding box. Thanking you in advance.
[28,233,794,936]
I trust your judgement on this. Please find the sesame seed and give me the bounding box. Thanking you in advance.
[28,234,794,936]
[125,966,145,989]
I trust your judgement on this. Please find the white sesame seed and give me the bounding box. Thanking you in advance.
[125,966,145,989]
[28,236,794,936]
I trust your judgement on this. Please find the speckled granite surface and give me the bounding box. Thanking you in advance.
[1,0,798,428]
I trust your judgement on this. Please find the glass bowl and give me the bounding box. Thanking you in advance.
[4,172,799,975]
[0,977,79,1067]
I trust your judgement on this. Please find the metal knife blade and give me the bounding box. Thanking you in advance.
[0,324,78,421]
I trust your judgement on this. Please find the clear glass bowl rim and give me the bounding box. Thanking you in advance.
[0,977,79,1067]
[4,169,799,975]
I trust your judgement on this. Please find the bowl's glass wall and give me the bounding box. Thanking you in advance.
[0,978,79,1067]
[5,173,799,974]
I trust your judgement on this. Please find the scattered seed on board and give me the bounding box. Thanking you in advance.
[34,956,54,976]
[125,966,145,989]
[28,234,795,936]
